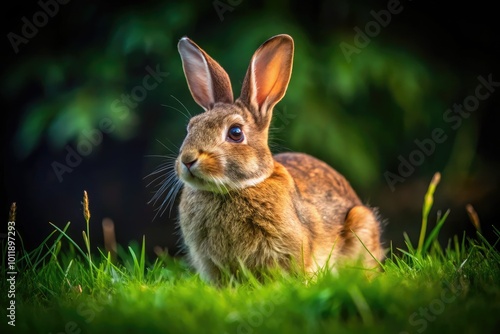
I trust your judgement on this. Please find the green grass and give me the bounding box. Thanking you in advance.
[2,176,500,334]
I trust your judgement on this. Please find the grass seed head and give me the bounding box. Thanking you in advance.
[466,204,481,233]
[9,202,17,222]
[83,191,91,223]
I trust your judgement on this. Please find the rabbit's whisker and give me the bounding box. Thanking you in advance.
[154,178,182,219]
[144,154,177,159]
[144,140,184,219]
[170,94,193,118]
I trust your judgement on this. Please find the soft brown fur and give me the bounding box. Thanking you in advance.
[175,34,383,282]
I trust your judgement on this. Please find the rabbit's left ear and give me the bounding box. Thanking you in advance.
[178,37,234,111]
[240,34,294,128]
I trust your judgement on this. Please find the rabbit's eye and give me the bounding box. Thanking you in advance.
[227,125,244,143]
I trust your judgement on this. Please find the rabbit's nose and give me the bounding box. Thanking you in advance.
[183,159,198,170]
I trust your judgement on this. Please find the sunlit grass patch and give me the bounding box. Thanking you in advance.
[2,178,500,334]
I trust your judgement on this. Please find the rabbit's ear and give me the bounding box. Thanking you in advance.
[178,37,233,111]
[240,34,294,127]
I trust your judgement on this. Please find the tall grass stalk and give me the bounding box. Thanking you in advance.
[417,172,441,255]
[82,190,93,279]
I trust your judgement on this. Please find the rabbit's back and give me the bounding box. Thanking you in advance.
[275,152,373,266]
[275,152,361,210]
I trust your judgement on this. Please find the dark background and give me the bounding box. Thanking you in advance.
[3,0,499,258]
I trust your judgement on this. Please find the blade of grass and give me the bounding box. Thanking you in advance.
[422,209,450,254]
[349,229,385,270]
[475,232,500,262]
[31,222,71,269]
[97,248,127,277]
[402,232,415,254]
[128,241,146,282]
[396,248,423,269]
[140,235,146,279]
[348,285,374,325]
[49,222,98,271]
[418,172,441,255]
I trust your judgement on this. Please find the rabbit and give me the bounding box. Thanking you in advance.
[175,34,383,282]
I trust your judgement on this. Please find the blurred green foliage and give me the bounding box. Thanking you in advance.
[5,0,473,191]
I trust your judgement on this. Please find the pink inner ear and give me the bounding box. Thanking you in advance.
[189,66,213,107]
[251,38,292,111]
[178,37,234,109]
[255,55,282,107]
[179,40,214,109]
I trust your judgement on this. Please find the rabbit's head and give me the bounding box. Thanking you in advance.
[176,35,294,193]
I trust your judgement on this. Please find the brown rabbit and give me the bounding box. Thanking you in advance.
[175,34,383,282]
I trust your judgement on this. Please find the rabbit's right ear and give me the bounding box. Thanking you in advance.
[240,34,294,129]
[178,37,233,111]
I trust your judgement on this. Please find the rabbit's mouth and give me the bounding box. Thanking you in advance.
[180,170,232,194]
[176,155,233,193]
[185,178,232,194]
